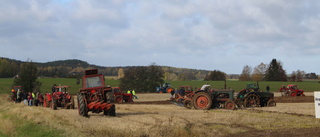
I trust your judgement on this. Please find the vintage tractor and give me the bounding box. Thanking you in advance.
[156,83,174,93]
[234,83,276,108]
[113,87,133,103]
[77,69,115,117]
[192,85,236,110]
[50,86,75,110]
[278,84,305,96]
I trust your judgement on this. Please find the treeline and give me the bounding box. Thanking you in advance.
[239,59,319,82]
[0,57,213,80]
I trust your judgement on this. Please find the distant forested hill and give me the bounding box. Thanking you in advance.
[0,57,220,80]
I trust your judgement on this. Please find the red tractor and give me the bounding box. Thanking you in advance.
[43,86,75,109]
[51,86,75,110]
[112,87,133,103]
[77,69,116,117]
[278,84,305,96]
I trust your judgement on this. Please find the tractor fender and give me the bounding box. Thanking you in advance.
[243,93,260,99]
[194,90,213,97]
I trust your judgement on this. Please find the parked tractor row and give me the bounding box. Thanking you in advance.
[171,83,276,110]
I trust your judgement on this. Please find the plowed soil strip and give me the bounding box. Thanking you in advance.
[274,96,314,103]
[247,108,315,118]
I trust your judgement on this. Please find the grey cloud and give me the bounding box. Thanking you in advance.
[0,0,319,74]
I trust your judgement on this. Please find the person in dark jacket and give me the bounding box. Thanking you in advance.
[266,85,270,92]
[52,84,57,93]
[21,91,28,105]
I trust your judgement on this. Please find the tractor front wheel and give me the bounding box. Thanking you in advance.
[78,94,88,117]
[192,92,212,110]
[225,99,236,110]
[267,99,276,107]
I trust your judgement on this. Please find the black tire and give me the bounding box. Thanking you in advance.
[192,92,212,110]
[244,94,260,108]
[267,99,276,107]
[225,99,236,110]
[78,94,88,117]
[104,104,116,116]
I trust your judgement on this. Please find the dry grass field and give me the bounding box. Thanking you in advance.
[1,93,320,137]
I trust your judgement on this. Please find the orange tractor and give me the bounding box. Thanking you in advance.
[77,69,116,117]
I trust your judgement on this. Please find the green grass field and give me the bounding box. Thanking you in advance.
[0,78,319,94]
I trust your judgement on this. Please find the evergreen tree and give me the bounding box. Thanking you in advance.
[264,59,287,81]
[14,61,41,92]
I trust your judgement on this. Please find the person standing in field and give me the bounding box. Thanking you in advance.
[16,89,21,103]
[52,84,57,93]
[200,83,211,91]
[132,89,138,99]
[21,91,28,105]
[34,91,39,106]
[27,92,33,106]
[266,85,270,92]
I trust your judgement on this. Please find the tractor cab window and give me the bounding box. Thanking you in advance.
[86,76,103,88]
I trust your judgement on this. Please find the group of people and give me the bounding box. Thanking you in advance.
[15,89,42,106]
[127,89,138,99]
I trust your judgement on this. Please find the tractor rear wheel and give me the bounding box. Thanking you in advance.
[193,92,212,110]
[244,94,260,108]
[267,99,276,107]
[114,95,123,103]
[52,99,57,110]
[225,99,236,110]
[78,94,88,117]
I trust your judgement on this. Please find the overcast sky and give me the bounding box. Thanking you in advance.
[1,0,319,74]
